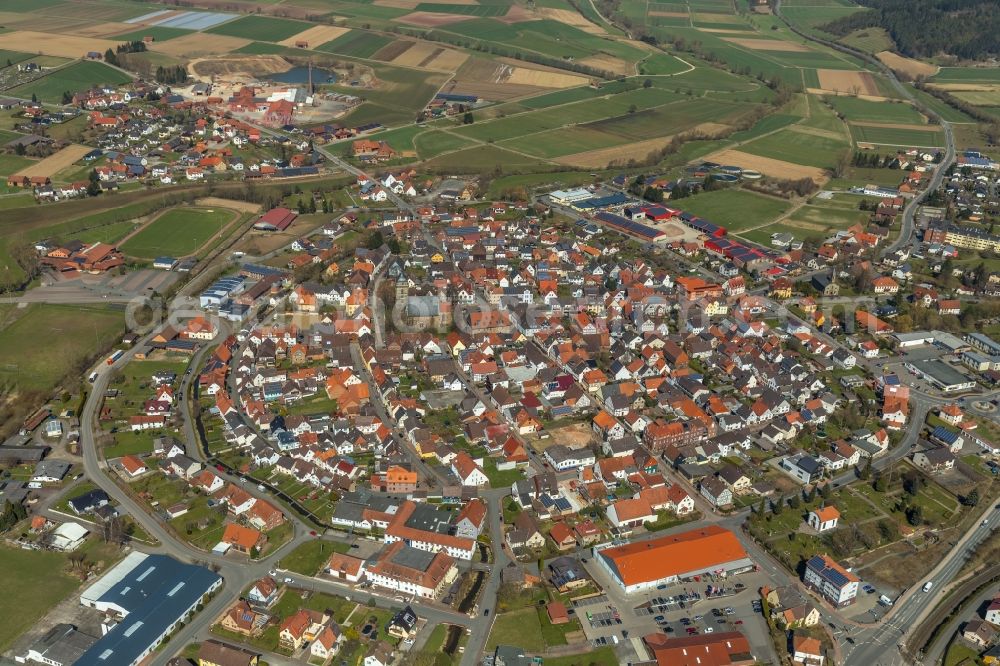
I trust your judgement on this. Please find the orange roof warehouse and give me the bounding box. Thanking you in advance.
[595,526,754,594]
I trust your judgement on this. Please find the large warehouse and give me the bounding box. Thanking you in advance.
[76,553,222,666]
[594,526,754,594]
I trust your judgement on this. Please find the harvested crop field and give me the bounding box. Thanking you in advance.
[495,5,533,23]
[698,28,756,33]
[12,145,91,179]
[817,69,879,95]
[722,37,811,51]
[387,41,469,70]
[877,51,938,78]
[70,22,134,37]
[703,149,828,182]
[195,197,261,213]
[278,25,351,48]
[152,33,251,57]
[579,53,632,76]
[397,11,475,26]
[421,48,469,71]
[373,40,415,62]
[555,136,686,167]
[539,7,606,34]
[507,67,590,88]
[0,31,120,59]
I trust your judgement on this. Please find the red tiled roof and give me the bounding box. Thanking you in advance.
[599,526,748,587]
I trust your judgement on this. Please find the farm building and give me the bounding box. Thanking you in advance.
[254,207,297,232]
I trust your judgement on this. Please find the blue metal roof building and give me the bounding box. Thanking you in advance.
[76,553,222,666]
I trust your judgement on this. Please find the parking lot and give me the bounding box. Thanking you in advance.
[571,567,777,662]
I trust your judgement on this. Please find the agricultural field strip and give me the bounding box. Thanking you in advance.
[646,3,865,71]
[450,87,716,144]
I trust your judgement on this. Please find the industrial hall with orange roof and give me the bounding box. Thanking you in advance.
[595,525,755,593]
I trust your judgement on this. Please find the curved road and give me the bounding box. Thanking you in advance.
[773,0,957,261]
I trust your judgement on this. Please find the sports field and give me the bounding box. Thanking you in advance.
[120,207,234,258]
[207,15,311,41]
[8,61,133,103]
[0,304,124,392]
[675,189,793,231]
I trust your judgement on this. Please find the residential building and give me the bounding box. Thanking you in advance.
[803,554,859,607]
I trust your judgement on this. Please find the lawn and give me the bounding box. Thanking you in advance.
[826,96,925,124]
[207,15,311,41]
[486,607,545,652]
[0,545,81,652]
[120,207,233,258]
[672,189,792,231]
[0,304,123,392]
[8,61,133,104]
[849,124,945,148]
[103,430,158,459]
[741,129,850,169]
[278,539,349,576]
[943,640,980,666]
[482,458,525,488]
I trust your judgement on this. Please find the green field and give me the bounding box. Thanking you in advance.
[0,304,123,392]
[8,61,133,103]
[951,90,1000,106]
[0,546,81,652]
[413,130,478,158]
[673,189,793,231]
[331,62,449,127]
[839,27,893,53]
[415,2,510,15]
[207,15,311,41]
[0,154,36,177]
[741,128,850,169]
[0,50,34,67]
[2,0,64,10]
[931,67,1000,83]
[849,124,945,148]
[112,26,192,43]
[637,52,689,75]
[826,96,925,124]
[316,30,394,59]
[439,18,646,64]
[120,207,233,258]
